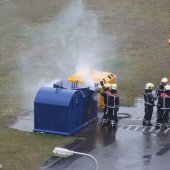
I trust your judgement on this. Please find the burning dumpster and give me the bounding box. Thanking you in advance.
[34,70,116,135]
[67,70,116,109]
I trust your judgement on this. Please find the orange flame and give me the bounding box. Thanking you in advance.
[168,39,170,45]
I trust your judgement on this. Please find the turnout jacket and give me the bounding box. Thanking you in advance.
[155,84,165,99]
[144,89,155,106]
[157,91,170,110]
[100,91,119,109]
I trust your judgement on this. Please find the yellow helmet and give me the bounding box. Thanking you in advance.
[145,83,154,90]
[111,83,117,90]
[165,84,170,91]
[161,77,168,84]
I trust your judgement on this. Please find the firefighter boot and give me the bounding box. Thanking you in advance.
[143,119,146,126]
[155,123,162,130]
[147,121,153,126]
[143,120,152,126]
[110,120,116,128]
[163,123,168,129]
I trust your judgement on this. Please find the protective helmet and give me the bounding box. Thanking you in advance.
[161,77,168,84]
[111,83,117,90]
[164,84,170,91]
[145,83,154,90]
[104,83,111,89]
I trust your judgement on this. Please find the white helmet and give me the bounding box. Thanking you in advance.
[111,83,117,90]
[104,83,111,89]
[145,83,154,90]
[164,84,170,91]
[161,77,168,84]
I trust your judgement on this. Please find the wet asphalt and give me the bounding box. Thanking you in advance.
[11,98,170,170]
[43,100,170,170]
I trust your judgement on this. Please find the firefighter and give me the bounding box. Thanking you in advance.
[100,83,119,127]
[100,83,112,126]
[155,77,168,120]
[155,77,168,99]
[155,84,170,129]
[143,83,155,126]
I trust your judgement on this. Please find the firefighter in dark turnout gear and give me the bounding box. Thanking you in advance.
[100,84,119,127]
[143,83,155,126]
[155,77,168,119]
[155,77,168,99]
[99,83,112,125]
[155,84,170,129]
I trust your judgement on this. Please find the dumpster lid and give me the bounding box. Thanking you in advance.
[67,69,116,84]
[35,87,83,106]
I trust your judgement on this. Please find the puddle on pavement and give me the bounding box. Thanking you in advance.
[10,97,149,132]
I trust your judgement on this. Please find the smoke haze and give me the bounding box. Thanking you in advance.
[18,0,115,107]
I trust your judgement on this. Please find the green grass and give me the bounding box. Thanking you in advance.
[97,0,170,105]
[0,127,76,170]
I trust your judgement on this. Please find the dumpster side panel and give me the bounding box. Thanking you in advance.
[83,93,97,123]
[34,103,68,132]
[34,87,85,135]
[68,93,84,131]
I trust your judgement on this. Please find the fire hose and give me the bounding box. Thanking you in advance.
[97,105,131,119]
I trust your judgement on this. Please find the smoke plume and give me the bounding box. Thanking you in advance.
[18,0,114,107]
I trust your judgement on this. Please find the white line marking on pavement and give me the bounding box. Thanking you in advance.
[141,127,148,132]
[118,125,125,129]
[126,126,132,130]
[149,127,155,132]
[156,129,161,133]
[118,123,170,136]
[134,126,140,131]
[164,128,170,134]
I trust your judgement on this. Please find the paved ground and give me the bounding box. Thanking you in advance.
[44,114,170,170]
[11,97,170,170]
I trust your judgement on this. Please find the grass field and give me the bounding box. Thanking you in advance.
[0,0,170,169]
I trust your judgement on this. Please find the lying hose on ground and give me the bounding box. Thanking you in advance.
[97,105,131,119]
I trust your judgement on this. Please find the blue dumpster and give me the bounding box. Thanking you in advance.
[53,80,98,124]
[78,87,97,124]
[34,87,84,135]
[34,80,98,135]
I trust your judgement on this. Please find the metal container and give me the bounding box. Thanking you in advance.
[34,81,97,135]
[34,87,84,135]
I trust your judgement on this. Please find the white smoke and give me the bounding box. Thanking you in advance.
[43,0,105,75]
[18,0,115,108]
